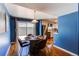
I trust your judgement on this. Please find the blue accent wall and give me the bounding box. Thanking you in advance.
[54,12,78,55]
[78,4,79,55]
[0,44,10,56]
[9,16,16,42]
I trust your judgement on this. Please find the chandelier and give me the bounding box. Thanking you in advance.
[32,10,38,23]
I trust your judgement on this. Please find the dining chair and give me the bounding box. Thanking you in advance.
[18,39,30,56]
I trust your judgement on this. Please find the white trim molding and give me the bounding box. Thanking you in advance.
[54,45,78,56]
[5,45,11,56]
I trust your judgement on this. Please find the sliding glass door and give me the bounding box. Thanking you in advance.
[16,21,36,40]
[26,22,36,35]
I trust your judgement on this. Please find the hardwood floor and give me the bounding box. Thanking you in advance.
[8,43,72,56]
[38,46,72,56]
[8,43,17,56]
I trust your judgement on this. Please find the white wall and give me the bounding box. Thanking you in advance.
[0,4,10,48]
[0,4,10,56]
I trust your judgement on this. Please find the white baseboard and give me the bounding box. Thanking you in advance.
[5,45,11,56]
[5,44,78,56]
[54,45,78,56]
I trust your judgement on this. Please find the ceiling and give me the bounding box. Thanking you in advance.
[14,3,78,17]
[4,3,53,19]
[4,3,78,19]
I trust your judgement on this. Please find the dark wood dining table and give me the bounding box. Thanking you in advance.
[29,39,47,56]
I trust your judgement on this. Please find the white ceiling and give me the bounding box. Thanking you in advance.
[4,3,53,19]
[14,3,78,17]
[4,3,78,19]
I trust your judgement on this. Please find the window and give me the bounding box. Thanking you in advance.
[26,22,35,35]
[17,21,36,37]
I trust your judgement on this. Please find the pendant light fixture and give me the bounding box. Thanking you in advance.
[32,10,38,23]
